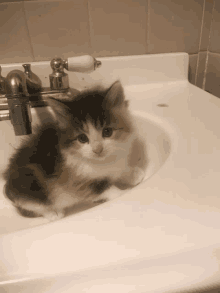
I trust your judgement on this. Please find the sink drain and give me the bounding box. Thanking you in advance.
[157,103,169,107]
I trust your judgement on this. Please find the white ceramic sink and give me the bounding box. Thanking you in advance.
[1,53,220,293]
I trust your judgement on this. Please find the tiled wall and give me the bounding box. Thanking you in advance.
[204,1,220,98]
[0,0,219,98]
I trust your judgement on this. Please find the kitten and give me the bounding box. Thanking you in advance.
[3,81,147,221]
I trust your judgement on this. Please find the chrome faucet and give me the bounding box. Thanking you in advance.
[4,65,42,136]
[0,55,102,136]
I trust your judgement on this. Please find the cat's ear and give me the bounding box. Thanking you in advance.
[105,81,125,108]
[47,97,71,129]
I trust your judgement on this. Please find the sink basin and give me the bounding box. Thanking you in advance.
[0,105,171,235]
[1,53,220,293]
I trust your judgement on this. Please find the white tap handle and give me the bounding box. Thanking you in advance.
[65,55,101,73]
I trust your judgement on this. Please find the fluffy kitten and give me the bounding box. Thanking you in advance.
[3,81,147,221]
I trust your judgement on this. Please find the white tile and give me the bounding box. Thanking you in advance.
[24,0,91,61]
[88,0,148,57]
[0,2,33,64]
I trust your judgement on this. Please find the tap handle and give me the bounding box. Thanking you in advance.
[50,58,65,73]
[50,58,69,90]
[49,55,102,90]
[50,55,101,74]
[64,55,102,73]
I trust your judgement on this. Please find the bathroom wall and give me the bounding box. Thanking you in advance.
[203,1,220,98]
[0,0,218,97]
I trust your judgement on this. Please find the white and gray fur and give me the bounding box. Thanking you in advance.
[3,81,147,221]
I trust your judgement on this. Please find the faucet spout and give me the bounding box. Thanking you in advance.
[5,70,32,136]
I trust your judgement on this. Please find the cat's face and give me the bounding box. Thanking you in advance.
[67,110,132,162]
[49,81,134,163]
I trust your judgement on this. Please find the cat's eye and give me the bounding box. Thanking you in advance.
[77,134,89,143]
[102,127,113,138]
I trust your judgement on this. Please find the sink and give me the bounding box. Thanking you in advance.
[1,53,220,293]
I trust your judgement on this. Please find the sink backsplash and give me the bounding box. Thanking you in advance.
[0,0,220,97]
[0,53,189,93]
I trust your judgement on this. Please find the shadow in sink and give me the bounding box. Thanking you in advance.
[0,106,171,235]
[133,113,171,180]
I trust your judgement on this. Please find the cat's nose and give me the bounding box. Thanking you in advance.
[93,144,103,155]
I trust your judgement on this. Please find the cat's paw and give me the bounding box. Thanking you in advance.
[114,181,131,190]
[132,167,145,186]
[44,211,64,222]
[93,198,107,204]
[115,167,145,190]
